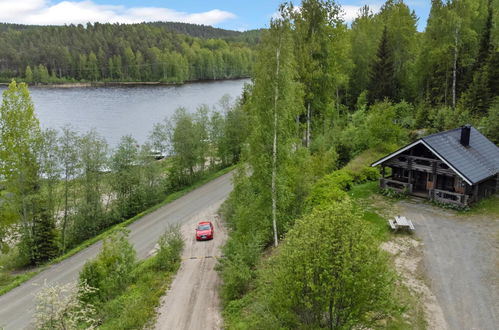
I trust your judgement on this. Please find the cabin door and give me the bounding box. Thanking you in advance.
[413,171,428,192]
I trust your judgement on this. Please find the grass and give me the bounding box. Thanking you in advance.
[98,257,179,329]
[460,195,499,217]
[349,181,427,329]
[343,148,390,173]
[0,165,236,296]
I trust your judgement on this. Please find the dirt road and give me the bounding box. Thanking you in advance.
[0,172,233,330]
[154,202,226,330]
[399,200,499,330]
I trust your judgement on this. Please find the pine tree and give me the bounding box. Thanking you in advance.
[475,0,493,70]
[368,26,396,103]
[460,0,494,114]
[31,199,59,264]
[488,50,499,97]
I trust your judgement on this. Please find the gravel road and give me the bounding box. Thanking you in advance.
[0,172,233,330]
[154,202,226,330]
[399,200,499,330]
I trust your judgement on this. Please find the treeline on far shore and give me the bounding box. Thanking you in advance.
[0,22,256,84]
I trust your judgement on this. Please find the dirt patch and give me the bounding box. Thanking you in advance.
[153,201,226,330]
[382,236,448,329]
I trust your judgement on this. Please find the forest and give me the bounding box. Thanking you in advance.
[0,22,256,83]
[1,0,499,328]
[218,0,498,328]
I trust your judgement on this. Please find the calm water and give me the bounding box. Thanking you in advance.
[0,79,249,148]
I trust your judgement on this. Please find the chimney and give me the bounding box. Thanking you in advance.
[460,124,471,147]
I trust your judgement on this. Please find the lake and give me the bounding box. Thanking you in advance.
[0,79,249,148]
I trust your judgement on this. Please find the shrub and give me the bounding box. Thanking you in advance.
[34,280,97,329]
[79,229,136,303]
[360,166,380,182]
[155,225,184,271]
[241,200,397,329]
[304,169,354,211]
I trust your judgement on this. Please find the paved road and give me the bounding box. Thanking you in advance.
[400,200,499,330]
[0,172,233,329]
[154,202,226,330]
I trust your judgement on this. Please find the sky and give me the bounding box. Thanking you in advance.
[0,0,430,31]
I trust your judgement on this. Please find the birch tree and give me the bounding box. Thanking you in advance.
[57,126,80,252]
[292,0,348,146]
[0,81,43,262]
[247,9,303,246]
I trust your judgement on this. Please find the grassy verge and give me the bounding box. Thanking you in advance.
[349,181,427,329]
[0,165,235,296]
[460,194,499,217]
[98,257,179,329]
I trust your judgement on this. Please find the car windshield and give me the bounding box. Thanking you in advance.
[197,224,210,231]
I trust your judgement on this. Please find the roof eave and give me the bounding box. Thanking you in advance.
[370,139,474,186]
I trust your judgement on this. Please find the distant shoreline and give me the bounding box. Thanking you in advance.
[0,77,251,88]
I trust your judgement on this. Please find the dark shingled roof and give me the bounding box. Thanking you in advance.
[371,125,499,185]
[421,126,499,184]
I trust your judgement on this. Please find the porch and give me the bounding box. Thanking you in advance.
[380,177,469,206]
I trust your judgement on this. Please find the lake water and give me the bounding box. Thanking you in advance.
[0,79,249,148]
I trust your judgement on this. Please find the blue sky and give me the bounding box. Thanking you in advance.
[0,0,430,31]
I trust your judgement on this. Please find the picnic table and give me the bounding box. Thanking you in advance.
[388,215,415,231]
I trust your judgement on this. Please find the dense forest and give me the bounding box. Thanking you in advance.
[0,22,257,83]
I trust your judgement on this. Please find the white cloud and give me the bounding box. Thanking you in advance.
[341,4,381,23]
[0,0,236,26]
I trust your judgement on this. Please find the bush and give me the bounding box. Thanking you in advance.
[79,229,136,303]
[155,225,184,271]
[34,280,97,329]
[304,169,354,211]
[360,166,380,182]
[238,200,397,329]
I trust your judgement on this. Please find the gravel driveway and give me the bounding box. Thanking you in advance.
[399,200,499,330]
[154,201,226,330]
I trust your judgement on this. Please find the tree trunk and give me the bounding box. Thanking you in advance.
[452,27,459,109]
[62,174,69,253]
[271,41,281,248]
[306,102,311,148]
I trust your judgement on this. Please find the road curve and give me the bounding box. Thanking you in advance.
[0,172,233,330]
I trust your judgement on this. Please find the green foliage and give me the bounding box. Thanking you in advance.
[480,97,499,144]
[31,200,59,265]
[0,81,45,264]
[380,187,409,199]
[232,200,396,329]
[0,23,255,83]
[79,229,136,303]
[155,225,184,271]
[369,26,397,103]
[34,280,98,329]
[92,227,182,329]
[338,101,408,159]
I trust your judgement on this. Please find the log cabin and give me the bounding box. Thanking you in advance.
[371,125,499,207]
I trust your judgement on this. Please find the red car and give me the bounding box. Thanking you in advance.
[196,221,214,241]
